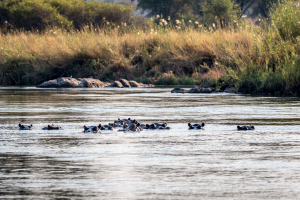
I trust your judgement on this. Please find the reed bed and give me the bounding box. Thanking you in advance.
[0,19,299,95]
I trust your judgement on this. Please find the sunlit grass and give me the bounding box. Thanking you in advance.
[0,9,299,95]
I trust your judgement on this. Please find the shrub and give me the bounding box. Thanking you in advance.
[270,0,300,40]
[4,0,72,31]
[0,0,135,31]
[201,0,240,28]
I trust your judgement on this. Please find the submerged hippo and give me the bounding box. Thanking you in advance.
[83,125,101,133]
[188,123,205,130]
[42,125,62,130]
[19,124,32,130]
[237,125,255,130]
[118,123,142,132]
[99,123,114,130]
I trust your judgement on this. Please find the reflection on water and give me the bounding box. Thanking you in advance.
[1,87,300,199]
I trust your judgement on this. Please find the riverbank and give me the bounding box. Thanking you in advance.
[0,24,299,96]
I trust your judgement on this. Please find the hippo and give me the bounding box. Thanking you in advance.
[99,123,114,130]
[118,123,142,132]
[83,125,101,133]
[118,124,129,131]
[237,125,255,130]
[42,124,62,130]
[158,126,171,130]
[136,123,143,131]
[147,124,158,129]
[154,123,167,127]
[129,123,143,132]
[140,124,149,129]
[188,123,205,130]
[19,124,32,130]
[113,121,124,127]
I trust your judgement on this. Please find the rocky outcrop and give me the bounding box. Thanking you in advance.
[119,79,131,87]
[111,81,124,88]
[188,87,214,93]
[37,77,154,88]
[129,80,141,87]
[171,88,189,93]
[108,79,154,88]
[78,78,110,87]
[171,87,216,94]
[37,77,110,88]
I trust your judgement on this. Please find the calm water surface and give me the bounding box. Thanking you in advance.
[1,87,300,199]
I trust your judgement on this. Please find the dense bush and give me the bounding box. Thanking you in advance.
[0,0,134,31]
[271,0,300,40]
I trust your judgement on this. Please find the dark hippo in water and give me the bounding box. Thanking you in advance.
[237,125,255,130]
[42,125,62,130]
[141,123,171,130]
[19,124,32,130]
[188,123,205,130]
[99,123,114,130]
[83,125,101,133]
[118,123,142,132]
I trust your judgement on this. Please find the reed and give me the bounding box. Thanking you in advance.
[0,1,299,96]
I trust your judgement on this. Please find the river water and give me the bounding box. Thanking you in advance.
[1,87,300,199]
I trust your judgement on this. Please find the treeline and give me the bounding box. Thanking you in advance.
[135,0,278,20]
[0,0,140,32]
[0,0,279,33]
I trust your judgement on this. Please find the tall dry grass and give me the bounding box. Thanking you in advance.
[0,9,299,96]
[0,27,254,83]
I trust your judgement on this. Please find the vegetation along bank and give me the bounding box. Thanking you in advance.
[0,0,300,96]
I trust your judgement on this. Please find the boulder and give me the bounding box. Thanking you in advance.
[38,77,154,88]
[110,81,124,88]
[38,77,81,88]
[188,87,201,93]
[119,79,131,87]
[171,88,187,93]
[77,78,109,88]
[129,80,140,87]
[199,88,213,93]
[187,87,213,93]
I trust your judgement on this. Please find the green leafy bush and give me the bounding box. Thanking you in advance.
[271,0,300,40]
[0,0,134,31]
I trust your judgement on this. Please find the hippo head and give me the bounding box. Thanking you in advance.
[237,125,241,130]
[93,126,99,131]
[188,123,191,127]
[19,124,32,130]
[146,124,150,128]
[98,124,102,129]
[250,125,255,130]
[109,123,114,127]
[201,123,205,127]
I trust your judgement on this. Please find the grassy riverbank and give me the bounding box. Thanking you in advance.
[0,1,300,96]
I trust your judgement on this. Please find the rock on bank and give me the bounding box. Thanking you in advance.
[37,77,154,88]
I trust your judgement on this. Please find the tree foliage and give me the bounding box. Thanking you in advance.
[0,0,134,31]
[201,0,240,28]
[135,0,202,20]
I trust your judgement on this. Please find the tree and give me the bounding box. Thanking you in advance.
[201,0,240,28]
[235,0,257,15]
[255,0,278,18]
[134,0,199,20]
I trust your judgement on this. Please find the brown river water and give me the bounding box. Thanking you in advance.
[1,87,300,199]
